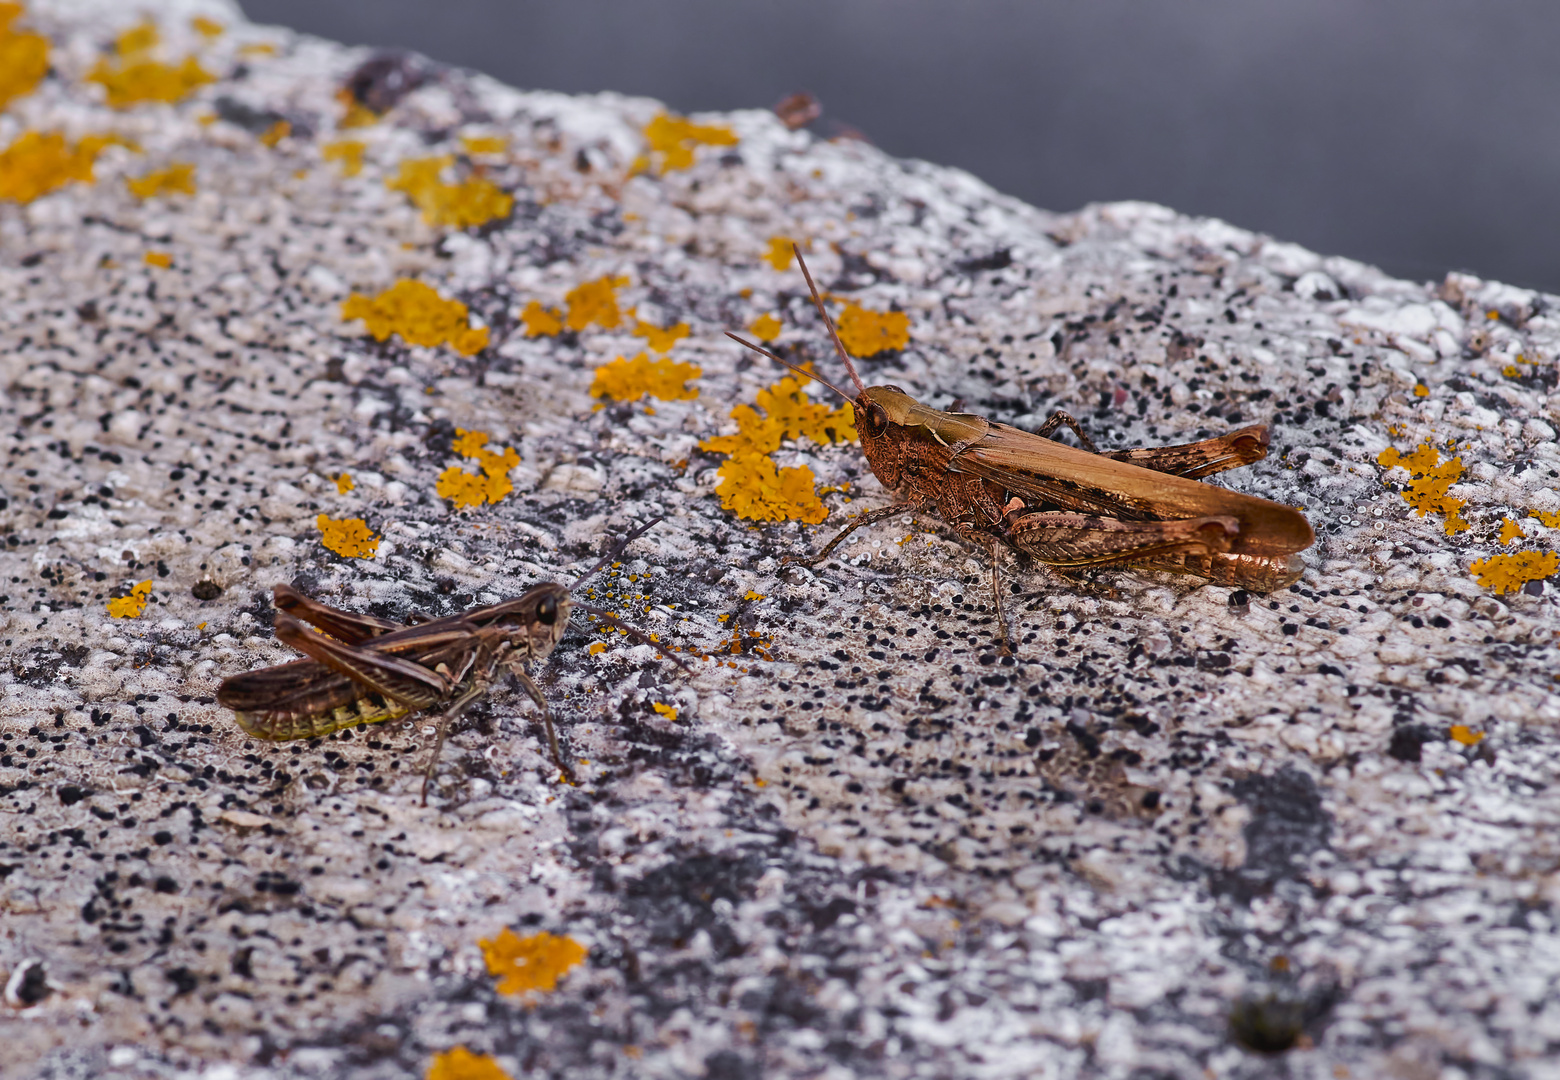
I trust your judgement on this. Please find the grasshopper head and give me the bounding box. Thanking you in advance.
[856,385,920,437]
[492,582,573,661]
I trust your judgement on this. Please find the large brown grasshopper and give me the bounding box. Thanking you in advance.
[216,520,684,802]
[726,249,1313,643]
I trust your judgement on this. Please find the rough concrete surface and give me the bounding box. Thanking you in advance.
[5,2,1560,1078]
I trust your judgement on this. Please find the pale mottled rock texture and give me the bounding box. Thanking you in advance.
[5,2,1560,1079]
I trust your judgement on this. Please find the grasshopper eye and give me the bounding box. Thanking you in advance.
[863,402,889,436]
[536,596,559,625]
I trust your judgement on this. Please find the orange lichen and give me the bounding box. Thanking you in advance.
[764,236,798,271]
[1449,725,1485,746]
[586,641,606,656]
[1499,517,1526,545]
[106,580,153,618]
[519,300,563,337]
[590,353,700,403]
[125,161,194,199]
[317,515,380,558]
[190,15,223,38]
[143,251,172,268]
[1469,550,1559,594]
[87,23,215,108]
[426,1047,513,1080]
[335,473,354,494]
[321,139,365,177]
[640,111,738,173]
[1376,443,1469,535]
[701,371,855,524]
[564,275,629,331]
[714,453,829,524]
[387,155,512,229]
[236,42,277,58]
[701,372,855,458]
[258,119,290,147]
[459,134,508,155]
[341,280,489,355]
[1412,384,1429,398]
[0,4,49,111]
[436,429,519,510]
[652,702,678,721]
[0,131,127,204]
[749,313,782,342]
[835,301,910,358]
[1532,510,1560,529]
[633,320,690,353]
[480,929,587,996]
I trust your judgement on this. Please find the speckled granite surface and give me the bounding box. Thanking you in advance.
[5,2,1560,1078]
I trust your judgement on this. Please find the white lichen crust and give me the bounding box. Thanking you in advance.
[3,2,1560,1078]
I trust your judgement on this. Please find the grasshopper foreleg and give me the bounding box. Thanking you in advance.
[784,503,915,567]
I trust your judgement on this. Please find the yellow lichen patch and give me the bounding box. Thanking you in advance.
[87,23,216,108]
[633,319,690,353]
[642,111,738,173]
[749,313,782,342]
[835,301,910,358]
[587,641,606,656]
[258,119,290,147]
[317,514,380,558]
[106,580,153,619]
[460,134,508,155]
[589,353,700,404]
[701,371,855,524]
[764,236,799,271]
[1499,517,1526,545]
[237,42,277,57]
[564,275,629,331]
[1469,550,1559,595]
[436,429,519,510]
[387,155,513,229]
[520,300,562,337]
[713,453,828,524]
[1532,510,1560,529]
[321,139,365,177]
[0,131,127,204]
[143,250,172,268]
[190,15,223,38]
[1376,443,1469,535]
[652,702,678,721]
[1412,384,1429,398]
[341,280,489,355]
[0,4,49,111]
[426,1047,513,1080]
[1449,724,1485,746]
[125,161,194,199]
[335,473,354,494]
[480,929,587,996]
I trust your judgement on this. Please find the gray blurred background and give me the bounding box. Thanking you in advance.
[242,0,1560,292]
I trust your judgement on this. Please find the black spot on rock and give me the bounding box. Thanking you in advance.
[1388,724,1436,763]
[191,579,222,601]
[57,784,91,805]
[1220,766,1330,899]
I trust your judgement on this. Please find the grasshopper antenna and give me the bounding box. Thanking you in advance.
[575,602,694,675]
[723,332,855,404]
[572,517,663,589]
[794,245,867,395]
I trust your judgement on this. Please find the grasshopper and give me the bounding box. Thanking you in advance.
[216,520,685,802]
[726,248,1314,644]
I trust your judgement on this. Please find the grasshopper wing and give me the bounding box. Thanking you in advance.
[951,422,1313,556]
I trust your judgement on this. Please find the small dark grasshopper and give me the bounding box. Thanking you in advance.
[216,520,684,802]
[726,248,1314,644]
